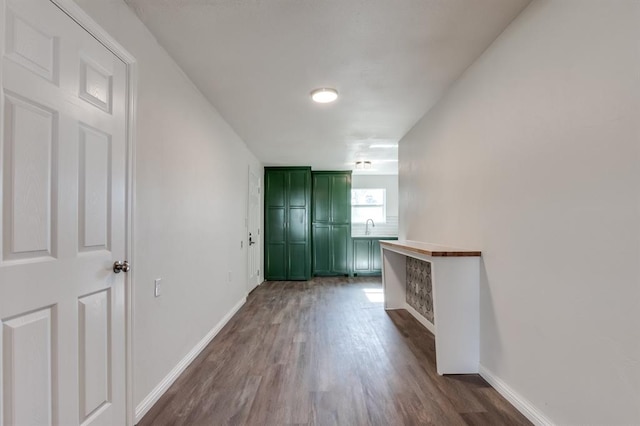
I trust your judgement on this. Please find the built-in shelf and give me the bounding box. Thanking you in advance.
[380,240,481,375]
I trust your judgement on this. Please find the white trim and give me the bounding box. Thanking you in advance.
[134,297,247,423]
[48,2,138,425]
[49,0,135,64]
[124,61,138,426]
[246,166,261,293]
[479,364,554,426]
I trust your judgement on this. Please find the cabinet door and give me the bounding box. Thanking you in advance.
[353,239,371,273]
[287,170,311,280]
[312,224,331,275]
[288,169,310,207]
[331,225,350,274]
[372,240,382,271]
[288,241,308,280]
[265,168,311,281]
[265,171,287,279]
[312,174,331,223]
[330,174,351,224]
[265,170,286,208]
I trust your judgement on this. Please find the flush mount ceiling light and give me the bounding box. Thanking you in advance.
[355,161,372,170]
[369,144,397,149]
[310,88,338,103]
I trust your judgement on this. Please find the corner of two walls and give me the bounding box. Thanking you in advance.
[399,1,640,425]
[74,0,264,418]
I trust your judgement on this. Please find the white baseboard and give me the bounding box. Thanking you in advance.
[479,364,554,426]
[134,297,247,423]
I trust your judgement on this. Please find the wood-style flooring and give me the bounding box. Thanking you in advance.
[138,277,531,426]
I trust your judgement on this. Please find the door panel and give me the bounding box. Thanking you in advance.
[372,240,382,271]
[330,174,350,224]
[353,240,371,272]
[288,242,307,280]
[2,306,54,425]
[267,208,285,243]
[266,243,286,280]
[5,8,57,82]
[312,174,330,223]
[265,170,285,208]
[331,225,350,274]
[78,289,111,421]
[312,224,330,275]
[288,170,308,207]
[2,93,56,260]
[78,124,111,252]
[0,1,128,425]
[288,207,307,243]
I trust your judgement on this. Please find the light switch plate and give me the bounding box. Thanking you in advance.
[154,278,162,297]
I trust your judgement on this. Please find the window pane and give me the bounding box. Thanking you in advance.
[351,188,386,223]
[351,188,385,206]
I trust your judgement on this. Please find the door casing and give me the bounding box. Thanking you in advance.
[247,167,261,292]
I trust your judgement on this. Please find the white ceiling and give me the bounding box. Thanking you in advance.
[125,0,530,175]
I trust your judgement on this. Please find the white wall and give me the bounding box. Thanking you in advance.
[399,1,640,424]
[75,0,263,418]
[352,174,399,236]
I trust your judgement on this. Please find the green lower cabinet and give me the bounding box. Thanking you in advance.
[352,237,397,276]
[312,225,331,275]
[312,224,350,276]
[353,239,372,273]
[331,225,350,274]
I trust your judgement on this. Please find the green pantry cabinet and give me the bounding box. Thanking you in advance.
[265,168,394,279]
[264,167,312,280]
[352,237,398,276]
[312,172,352,276]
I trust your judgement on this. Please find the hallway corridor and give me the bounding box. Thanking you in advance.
[138,278,530,425]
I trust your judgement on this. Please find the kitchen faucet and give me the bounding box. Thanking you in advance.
[365,218,375,235]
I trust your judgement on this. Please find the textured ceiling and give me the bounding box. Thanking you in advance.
[126,0,530,174]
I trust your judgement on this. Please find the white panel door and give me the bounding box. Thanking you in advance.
[247,169,260,291]
[0,1,128,425]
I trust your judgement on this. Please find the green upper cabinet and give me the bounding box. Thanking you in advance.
[312,171,352,276]
[312,174,331,223]
[330,174,351,224]
[312,172,352,224]
[265,167,312,281]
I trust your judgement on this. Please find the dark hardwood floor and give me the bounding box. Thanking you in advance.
[138,277,531,426]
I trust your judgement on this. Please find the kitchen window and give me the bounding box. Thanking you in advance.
[351,188,386,223]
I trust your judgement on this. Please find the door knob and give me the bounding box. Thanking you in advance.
[113,261,130,273]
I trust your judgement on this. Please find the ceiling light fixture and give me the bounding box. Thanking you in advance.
[311,88,338,103]
[355,161,372,170]
[369,144,397,149]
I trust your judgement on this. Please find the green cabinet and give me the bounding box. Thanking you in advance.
[264,167,312,280]
[313,224,350,275]
[312,172,351,276]
[352,237,397,276]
